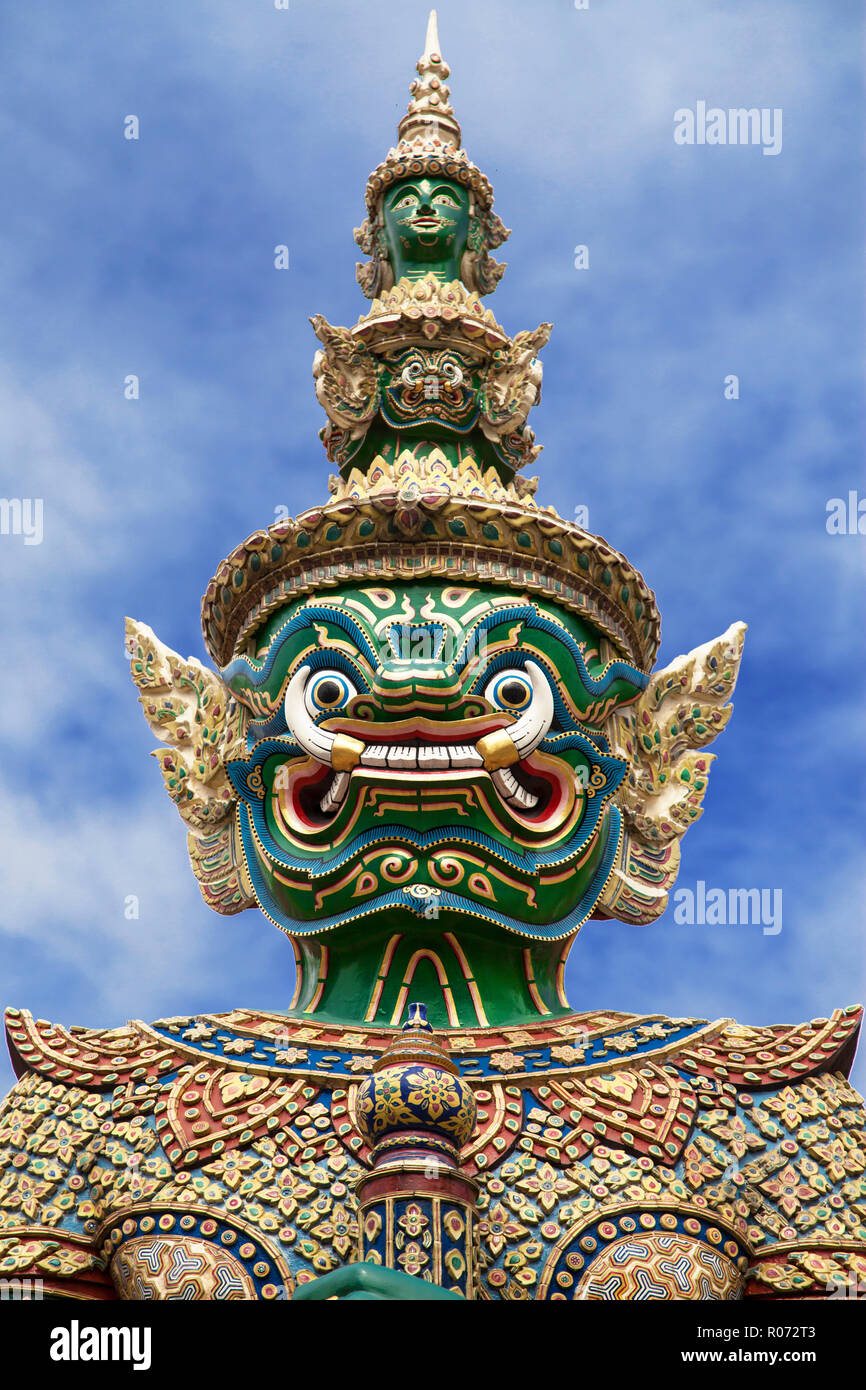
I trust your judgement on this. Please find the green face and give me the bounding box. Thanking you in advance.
[221,583,647,942]
[381,177,471,281]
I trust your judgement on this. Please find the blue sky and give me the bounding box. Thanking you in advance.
[1,0,864,1097]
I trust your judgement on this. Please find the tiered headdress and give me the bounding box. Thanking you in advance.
[200,12,661,676]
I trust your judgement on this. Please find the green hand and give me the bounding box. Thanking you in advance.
[292,1262,463,1301]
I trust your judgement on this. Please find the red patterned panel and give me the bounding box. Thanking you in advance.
[157,1066,315,1168]
[523,1064,698,1164]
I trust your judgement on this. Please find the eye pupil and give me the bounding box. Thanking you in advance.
[500,680,527,705]
[317,679,341,705]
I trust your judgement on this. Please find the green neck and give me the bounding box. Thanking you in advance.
[341,430,510,481]
[397,262,460,284]
[287,916,575,1030]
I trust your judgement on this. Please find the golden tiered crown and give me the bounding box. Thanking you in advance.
[200,14,661,673]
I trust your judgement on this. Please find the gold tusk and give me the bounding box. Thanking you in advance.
[332,735,365,771]
[476,729,519,771]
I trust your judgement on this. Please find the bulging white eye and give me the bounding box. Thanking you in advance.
[484,668,534,712]
[432,192,459,208]
[301,669,358,719]
[392,193,418,211]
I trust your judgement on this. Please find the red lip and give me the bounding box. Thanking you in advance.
[320,716,511,744]
[514,757,564,823]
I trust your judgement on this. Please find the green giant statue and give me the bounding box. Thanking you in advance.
[1,12,863,1303]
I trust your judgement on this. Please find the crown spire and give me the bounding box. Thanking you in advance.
[397,10,462,152]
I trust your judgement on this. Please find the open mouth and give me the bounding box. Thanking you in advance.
[295,740,554,824]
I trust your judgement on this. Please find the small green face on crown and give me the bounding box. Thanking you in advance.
[381,177,471,282]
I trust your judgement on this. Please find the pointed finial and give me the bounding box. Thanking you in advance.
[424,9,440,61]
[368,1001,458,1075]
[397,10,461,150]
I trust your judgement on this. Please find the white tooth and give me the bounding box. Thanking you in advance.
[491,768,539,811]
[361,744,389,767]
[449,744,484,768]
[320,771,349,813]
[387,745,417,769]
[418,746,450,769]
[477,661,554,769]
[513,784,537,808]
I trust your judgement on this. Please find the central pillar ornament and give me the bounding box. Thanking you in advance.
[354,1003,479,1297]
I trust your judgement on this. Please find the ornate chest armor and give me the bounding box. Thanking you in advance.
[3,12,864,1302]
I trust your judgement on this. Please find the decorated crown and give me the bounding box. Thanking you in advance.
[200,12,661,674]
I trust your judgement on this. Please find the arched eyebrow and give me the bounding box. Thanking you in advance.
[221,605,379,686]
[456,604,648,699]
[385,182,464,206]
